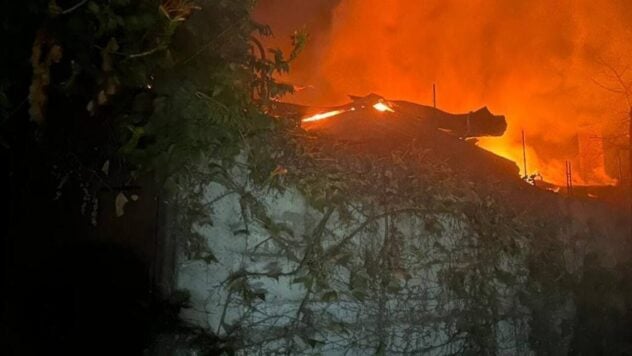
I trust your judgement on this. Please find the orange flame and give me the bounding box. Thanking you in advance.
[302,109,349,122]
[254,0,629,187]
[302,101,394,123]
[373,102,394,112]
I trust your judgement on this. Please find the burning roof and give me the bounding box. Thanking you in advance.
[271,94,625,204]
[254,1,626,188]
[268,94,519,184]
[272,93,506,138]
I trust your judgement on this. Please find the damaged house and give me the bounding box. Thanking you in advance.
[171,94,629,355]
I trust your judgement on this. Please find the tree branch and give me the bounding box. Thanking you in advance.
[61,0,88,14]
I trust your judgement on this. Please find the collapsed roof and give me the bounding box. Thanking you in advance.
[271,93,507,138]
[269,93,519,184]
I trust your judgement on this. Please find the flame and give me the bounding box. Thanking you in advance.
[373,102,394,112]
[477,136,573,186]
[254,0,630,187]
[478,134,617,187]
[302,109,348,122]
[302,101,394,123]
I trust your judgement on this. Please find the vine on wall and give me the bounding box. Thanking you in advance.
[182,120,613,353]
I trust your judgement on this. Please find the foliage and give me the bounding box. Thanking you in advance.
[2,0,305,225]
[1,3,303,351]
[184,117,625,353]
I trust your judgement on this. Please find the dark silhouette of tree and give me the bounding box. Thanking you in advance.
[593,59,632,240]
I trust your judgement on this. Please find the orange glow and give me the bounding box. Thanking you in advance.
[302,109,348,122]
[254,1,632,186]
[373,102,394,112]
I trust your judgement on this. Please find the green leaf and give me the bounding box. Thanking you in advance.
[292,276,314,290]
[329,321,350,335]
[201,251,217,264]
[386,278,401,293]
[119,126,145,154]
[227,276,246,292]
[351,289,366,301]
[334,253,352,267]
[375,342,386,356]
[321,290,338,302]
[87,1,99,14]
[306,338,325,348]
[253,288,266,301]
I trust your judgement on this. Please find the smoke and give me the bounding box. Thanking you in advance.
[253,0,343,89]
[254,0,632,184]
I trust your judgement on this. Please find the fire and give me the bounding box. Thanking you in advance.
[373,102,394,112]
[302,109,348,122]
[478,135,617,187]
[302,101,394,123]
[254,0,630,187]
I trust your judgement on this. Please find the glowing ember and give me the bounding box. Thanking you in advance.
[373,102,394,112]
[302,109,347,122]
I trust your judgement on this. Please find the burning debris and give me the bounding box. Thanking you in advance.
[269,93,623,204]
[301,109,351,123]
[268,93,519,186]
[299,94,394,122]
[372,102,394,112]
[270,93,506,139]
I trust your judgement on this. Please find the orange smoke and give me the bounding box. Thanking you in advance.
[255,0,632,185]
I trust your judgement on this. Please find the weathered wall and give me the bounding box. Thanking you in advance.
[170,160,632,355]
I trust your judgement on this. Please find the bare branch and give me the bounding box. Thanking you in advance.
[591,77,627,95]
[595,57,632,107]
[61,0,88,14]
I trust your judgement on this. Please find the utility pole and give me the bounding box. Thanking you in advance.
[566,160,574,196]
[432,83,436,108]
[618,151,623,184]
[521,129,528,179]
[628,107,632,241]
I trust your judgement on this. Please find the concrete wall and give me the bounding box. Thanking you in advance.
[173,159,628,355]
